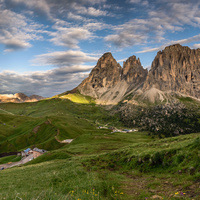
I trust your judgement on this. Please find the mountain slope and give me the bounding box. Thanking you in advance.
[76,53,147,105]
[72,44,200,105]
[143,44,200,98]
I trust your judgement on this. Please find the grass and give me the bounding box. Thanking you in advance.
[0,96,200,199]
[0,155,21,164]
[0,98,121,153]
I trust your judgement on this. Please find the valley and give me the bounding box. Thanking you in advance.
[0,44,200,200]
[0,94,200,200]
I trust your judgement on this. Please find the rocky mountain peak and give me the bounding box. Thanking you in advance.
[143,44,200,98]
[122,55,148,84]
[0,93,44,103]
[77,52,122,98]
[15,93,29,101]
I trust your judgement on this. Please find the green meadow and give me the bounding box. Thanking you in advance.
[0,96,200,199]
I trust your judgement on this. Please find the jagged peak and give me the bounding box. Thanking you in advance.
[123,55,141,66]
[162,44,191,53]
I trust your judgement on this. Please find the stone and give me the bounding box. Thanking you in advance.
[122,55,148,85]
[151,195,163,199]
[77,52,122,98]
[143,44,200,98]
[77,53,147,104]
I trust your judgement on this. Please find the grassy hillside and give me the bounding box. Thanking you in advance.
[0,98,121,153]
[0,132,200,199]
[0,96,200,199]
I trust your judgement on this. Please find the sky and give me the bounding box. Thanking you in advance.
[0,0,200,97]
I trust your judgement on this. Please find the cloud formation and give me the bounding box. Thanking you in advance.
[105,1,200,48]
[50,27,92,49]
[136,34,200,53]
[0,7,43,52]
[0,67,91,97]
[32,50,98,67]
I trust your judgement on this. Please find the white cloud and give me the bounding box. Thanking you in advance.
[67,12,85,21]
[0,68,91,97]
[192,43,200,48]
[129,0,141,3]
[105,1,200,48]
[0,6,44,52]
[50,27,92,48]
[7,0,108,20]
[32,50,98,67]
[75,6,108,17]
[136,34,200,53]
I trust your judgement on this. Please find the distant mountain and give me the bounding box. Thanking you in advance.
[0,93,44,103]
[63,44,200,105]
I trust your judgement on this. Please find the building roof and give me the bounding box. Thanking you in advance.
[24,148,31,153]
[33,147,47,153]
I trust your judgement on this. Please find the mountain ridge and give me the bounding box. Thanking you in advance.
[0,93,44,103]
[71,44,200,105]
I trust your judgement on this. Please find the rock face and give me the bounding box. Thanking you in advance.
[122,55,148,90]
[78,52,122,98]
[0,93,44,103]
[143,44,200,98]
[74,44,200,105]
[77,53,147,104]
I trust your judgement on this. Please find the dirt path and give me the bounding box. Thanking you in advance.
[55,129,74,144]
[0,154,33,170]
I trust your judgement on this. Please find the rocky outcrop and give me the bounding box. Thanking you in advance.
[77,52,122,98]
[0,93,44,103]
[143,44,200,98]
[122,55,148,84]
[74,44,200,105]
[122,55,148,93]
[77,53,147,104]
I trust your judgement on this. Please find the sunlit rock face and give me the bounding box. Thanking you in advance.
[75,44,200,105]
[77,52,147,104]
[143,44,200,98]
[0,93,44,103]
[122,55,148,88]
[77,52,122,98]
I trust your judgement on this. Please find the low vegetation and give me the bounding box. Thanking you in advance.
[120,100,200,138]
[0,95,200,199]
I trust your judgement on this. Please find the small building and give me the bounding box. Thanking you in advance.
[32,148,47,158]
[21,148,31,157]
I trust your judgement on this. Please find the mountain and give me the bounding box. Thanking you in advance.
[143,44,200,98]
[76,52,147,104]
[0,93,44,103]
[73,44,200,105]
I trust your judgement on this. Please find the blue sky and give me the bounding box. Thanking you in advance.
[0,0,200,97]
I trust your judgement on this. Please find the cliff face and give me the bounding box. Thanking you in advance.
[143,44,200,98]
[79,52,122,91]
[75,44,200,105]
[77,53,147,103]
[122,55,148,85]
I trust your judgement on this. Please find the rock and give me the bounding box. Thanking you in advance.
[122,55,148,85]
[77,52,122,98]
[151,195,163,199]
[143,44,200,98]
[77,53,147,104]
[72,44,200,105]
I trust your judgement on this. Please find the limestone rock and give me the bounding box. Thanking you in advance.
[77,52,122,98]
[143,44,200,98]
[122,55,148,84]
[77,53,148,104]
